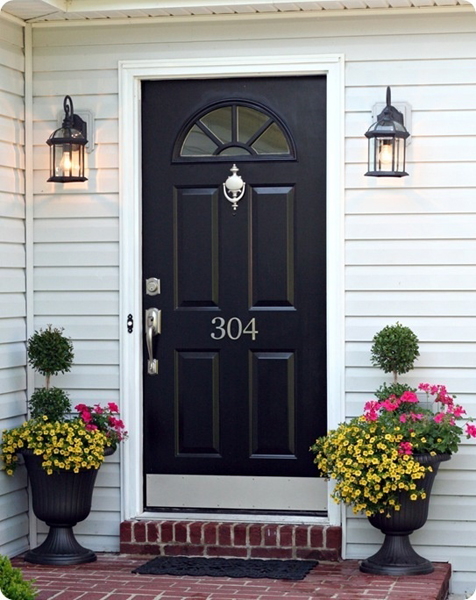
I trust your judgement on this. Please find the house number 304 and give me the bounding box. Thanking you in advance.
[210,317,258,341]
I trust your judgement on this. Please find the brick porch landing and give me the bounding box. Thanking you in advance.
[13,553,451,600]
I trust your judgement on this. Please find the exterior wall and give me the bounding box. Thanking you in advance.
[0,16,28,557]
[31,9,476,592]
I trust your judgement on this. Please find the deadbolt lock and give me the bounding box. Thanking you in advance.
[146,278,161,296]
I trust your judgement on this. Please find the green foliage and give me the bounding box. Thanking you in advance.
[374,382,415,402]
[29,387,71,422]
[371,322,420,379]
[27,326,74,380]
[0,555,37,600]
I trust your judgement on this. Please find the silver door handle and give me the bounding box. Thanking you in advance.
[145,308,161,375]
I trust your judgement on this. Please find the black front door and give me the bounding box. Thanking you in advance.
[142,76,327,510]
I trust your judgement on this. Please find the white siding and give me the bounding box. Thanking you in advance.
[31,8,476,592]
[0,15,28,558]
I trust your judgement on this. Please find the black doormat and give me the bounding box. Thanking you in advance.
[132,556,318,580]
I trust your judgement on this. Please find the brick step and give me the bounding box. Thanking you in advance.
[120,520,342,561]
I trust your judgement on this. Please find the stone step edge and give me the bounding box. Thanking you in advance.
[120,520,342,561]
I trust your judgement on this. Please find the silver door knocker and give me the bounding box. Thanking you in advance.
[223,164,246,212]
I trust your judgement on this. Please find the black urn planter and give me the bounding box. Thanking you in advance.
[22,449,112,566]
[360,453,450,576]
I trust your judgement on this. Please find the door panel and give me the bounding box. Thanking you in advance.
[174,188,219,308]
[175,350,220,456]
[250,186,295,308]
[142,76,327,511]
[250,351,296,457]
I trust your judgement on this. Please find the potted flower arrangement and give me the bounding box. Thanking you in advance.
[0,326,127,566]
[311,322,476,576]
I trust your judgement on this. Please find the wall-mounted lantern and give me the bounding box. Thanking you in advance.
[47,95,88,183]
[365,87,410,178]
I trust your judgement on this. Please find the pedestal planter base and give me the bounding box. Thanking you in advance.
[360,533,433,575]
[24,526,96,565]
[359,453,450,577]
[22,451,103,566]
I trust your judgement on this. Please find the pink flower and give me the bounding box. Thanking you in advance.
[364,400,380,422]
[365,411,378,422]
[81,410,92,423]
[380,395,401,412]
[398,441,413,455]
[399,414,407,423]
[94,404,104,414]
[410,412,423,422]
[108,402,119,412]
[86,423,98,431]
[75,403,88,412]
[400,391,418,404]
[449,405,466,418]
[434,413,445,423]
[466,424,476,438]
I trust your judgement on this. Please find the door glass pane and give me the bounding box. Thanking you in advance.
[200,107,232,144]
[182,125,218,156]
[237,106,269,143]
[252,123,291,155]
[218,147,251,156]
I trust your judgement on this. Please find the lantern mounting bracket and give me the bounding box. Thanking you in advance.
[56,108,95,154]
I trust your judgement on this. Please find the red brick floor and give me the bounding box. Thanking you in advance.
[12,553,451,600]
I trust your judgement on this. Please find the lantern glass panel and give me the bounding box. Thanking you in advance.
[54,144,84,179]
[377,137,394,172]
[394,137,405,173]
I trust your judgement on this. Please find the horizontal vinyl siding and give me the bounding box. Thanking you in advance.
[0,16,27,558]
[31,9,476,590]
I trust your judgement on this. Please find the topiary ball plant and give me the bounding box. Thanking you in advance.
[0,555,37,600]
[371,322,420,399]
[28,388,72,422]
[27,325,74,422]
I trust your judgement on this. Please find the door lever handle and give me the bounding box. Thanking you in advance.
[145,308,161,375]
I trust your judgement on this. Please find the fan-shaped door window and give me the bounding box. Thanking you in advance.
[176,102,295,161]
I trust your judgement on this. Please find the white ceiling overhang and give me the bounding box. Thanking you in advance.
[1,0,474,23]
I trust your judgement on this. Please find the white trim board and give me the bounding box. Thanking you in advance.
[23,5,476,27]
[119,54,345,527]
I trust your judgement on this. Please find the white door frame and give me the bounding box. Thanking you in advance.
[119,54,345,526]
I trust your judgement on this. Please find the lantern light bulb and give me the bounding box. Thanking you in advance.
[379,141,393,169]
[60,152,72,173]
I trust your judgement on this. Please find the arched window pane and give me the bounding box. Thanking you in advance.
[237,106,269,144]
[201,107,232,144]
[252,122,290,155]
[218,147,251,156]
[182,125,218,156]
